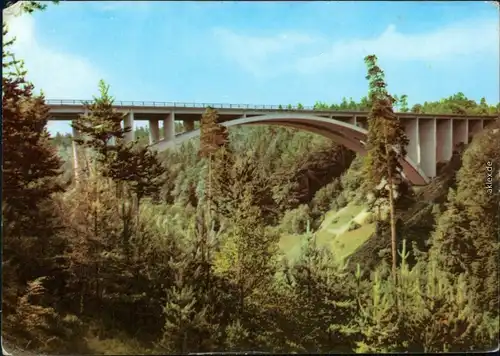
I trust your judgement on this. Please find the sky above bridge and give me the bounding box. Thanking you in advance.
[4,1,499,135]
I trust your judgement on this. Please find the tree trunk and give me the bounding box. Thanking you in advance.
[208,153,212,223]
[383,122,397,285]
[72,138,79,185]
[388,176,397,284]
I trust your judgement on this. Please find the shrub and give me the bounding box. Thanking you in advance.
[279,205,312,234]
[311,179,342,215]
[348,221,362,231]
[332,193,348,210]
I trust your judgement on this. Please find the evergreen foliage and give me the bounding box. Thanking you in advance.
[3,28,499,354]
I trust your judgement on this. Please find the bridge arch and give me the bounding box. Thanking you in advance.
[152,113,429,185]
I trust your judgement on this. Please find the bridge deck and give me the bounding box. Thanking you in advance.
[46,99,498,121]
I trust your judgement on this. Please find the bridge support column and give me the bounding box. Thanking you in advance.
[71,124,80,184]
[124,111,135,143]
[468,119,483,142]
[436,118,453,163]
[404,118,420,165]
[163,112,175,142]
[452,119,468,150]
[419,118,437,178]
[149,120,160,144]
[349,115,357,126]
[183,119,195,132]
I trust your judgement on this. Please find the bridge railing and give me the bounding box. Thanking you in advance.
[45,99,322,111]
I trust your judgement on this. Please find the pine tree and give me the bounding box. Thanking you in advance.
[199,107,229,158]
[198,107,230,221]
[362,54,409,281]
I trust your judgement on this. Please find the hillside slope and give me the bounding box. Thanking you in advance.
[347,148,464,273]
[279,202,375,262]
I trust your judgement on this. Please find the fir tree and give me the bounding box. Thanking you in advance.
[2,23,64,238]
[213,187,279,322]
[71,80,130,166]
[289,224,358,352]
[399,94,409,113]
[159,257,211,354]
[107,143,166,207]
[2,22,71,352]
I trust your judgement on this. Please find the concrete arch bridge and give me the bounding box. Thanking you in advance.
[47,100,498,186]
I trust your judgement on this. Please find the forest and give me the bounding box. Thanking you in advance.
[2,3,500,355]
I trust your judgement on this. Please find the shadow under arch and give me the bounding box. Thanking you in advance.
[152,113,429,185]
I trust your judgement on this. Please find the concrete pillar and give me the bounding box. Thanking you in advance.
[124,111,135,143]
[436,118,453,163]
[71,123,80,184]
[163,111,175,142]
[183,119,195,132]
[348,115,357,126]
[404,117,420,165]
[452,119,468,149]
[468,119,483,142]
[419,118,437,178]
[149,120,160,144]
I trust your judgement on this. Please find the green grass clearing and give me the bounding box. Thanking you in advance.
[278,203,375,263]
[330,223,376,262]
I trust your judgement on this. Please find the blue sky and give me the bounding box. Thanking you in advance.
[4,1,499,134]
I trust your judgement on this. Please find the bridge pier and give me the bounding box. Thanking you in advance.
[149,119,160,144]
[404,118,420,165]
[452,119,468,149]
[419,118,437,178]
[163,112,175,142]
[436,118,453,163]
[124,111,135,142]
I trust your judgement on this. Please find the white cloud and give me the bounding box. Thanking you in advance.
[214,17,499,76]
[213,28,320,77]
[3,13,103,99]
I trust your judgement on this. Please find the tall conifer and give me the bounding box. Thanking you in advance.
[363,55,409,281]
